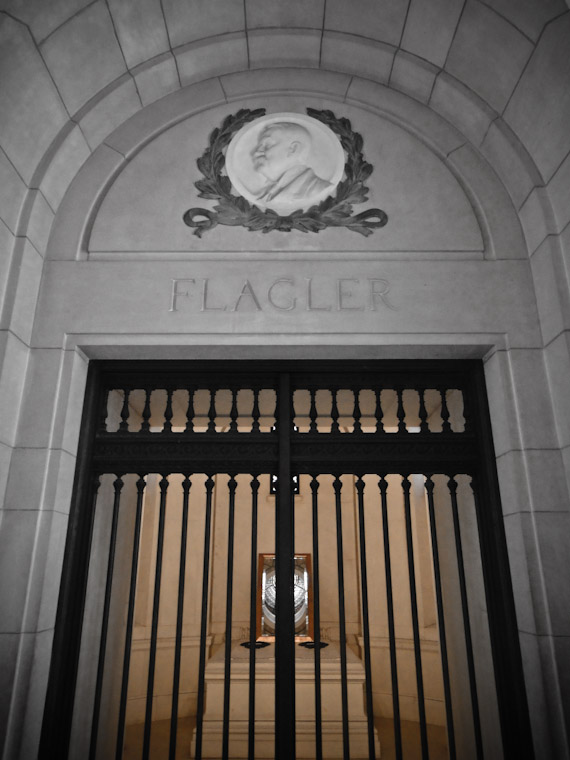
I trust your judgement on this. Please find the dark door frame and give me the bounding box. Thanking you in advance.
[39,359,533,760]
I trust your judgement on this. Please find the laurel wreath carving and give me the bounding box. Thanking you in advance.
[183,108,388,238]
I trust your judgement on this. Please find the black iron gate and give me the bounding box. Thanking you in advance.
[40,361,533,760]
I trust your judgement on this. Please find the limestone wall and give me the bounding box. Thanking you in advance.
[1,4,569,758]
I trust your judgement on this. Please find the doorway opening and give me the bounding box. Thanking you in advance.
[41,361,532,760]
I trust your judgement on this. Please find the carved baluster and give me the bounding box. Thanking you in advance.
[374,388,385,433]
[185,387,195,433]
[252,388,261,433]
[141,389,152,432]
[440,389,451,433]
[207,389,217,433]
[309,389,318,433]
[331,389,340,433]
[163,388,173,433]
[396,388,406,433]
[352,389,362,433]
[418,388,429,434]
[229,388,239,433]
[119,389,130,432]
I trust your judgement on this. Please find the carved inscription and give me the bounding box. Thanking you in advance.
[169,277,396,313]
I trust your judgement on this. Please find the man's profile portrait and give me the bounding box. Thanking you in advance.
[251,122,332,204]
[225,112,345,212]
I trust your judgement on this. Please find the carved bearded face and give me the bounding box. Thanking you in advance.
[251,124,311,181]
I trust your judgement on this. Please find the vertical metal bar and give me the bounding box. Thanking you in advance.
[142,476,169,760]
[379,477,402,759]
[168,476,192,759]
[333,476,350,760]
[195,476,215,760]
[222,476,238,760]
[275,373,295,760]
[450,477,484,759]
[248,476,260,760]
[115,476,146,760]
[310,477,323,760]
[89,475,123,760]
[356,477,376,759]
[425,476,456,759]
[402,475,429,760]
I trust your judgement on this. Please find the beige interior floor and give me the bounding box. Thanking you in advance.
[123,715,447,759]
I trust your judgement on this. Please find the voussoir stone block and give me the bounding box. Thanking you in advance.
[446,144,527,260]
[46,144,125,260]
[17,190,54,256]
[504,14,570,183]
[245,0,325,29]
[0,0,93,44]
[0,15,68,185]
[40,1,127,115]
[321,32,394,83]
[346,78,465,157]
[519,187,556,255]
[107,0,170,70]
[78,75,142,151]
[249,29,321,70]
[445,0,534,113]
[0,148,27,234]
[161,0,245,49]
[479,0,567,42]
[546,149,570,233]
[0,222,15,321]
[38,125,91,212]
[220,68,351,100]
[133,53,181,107]
[175,33,248,85]
[480,119,541,210]
[430,72,497,147]
[401,0,463,68]
[325,0,408,47]
[389,50,438,104]
[102,78,226,160]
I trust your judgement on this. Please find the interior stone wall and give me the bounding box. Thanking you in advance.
[1,4,569,759]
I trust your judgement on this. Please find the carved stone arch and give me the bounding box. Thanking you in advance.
[44,69,529,264]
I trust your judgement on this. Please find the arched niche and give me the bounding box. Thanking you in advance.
[45,74,527,263]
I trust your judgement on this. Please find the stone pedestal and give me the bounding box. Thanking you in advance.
[190,641,380,758]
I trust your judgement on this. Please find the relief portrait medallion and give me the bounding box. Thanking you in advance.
[225,112,345,213]
[183,107,388,237]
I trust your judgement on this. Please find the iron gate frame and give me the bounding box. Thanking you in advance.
[39,359,533,760]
